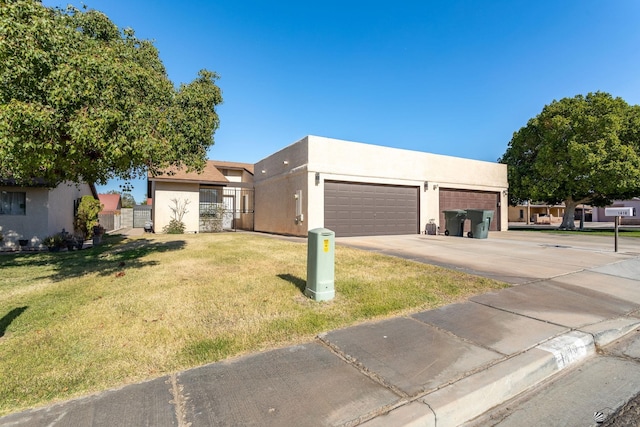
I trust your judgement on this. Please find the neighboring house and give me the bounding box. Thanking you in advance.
[254,136,509,237]
[593,198,640,225]
[509,198,640,225]
[148,160,254,233]
[508,202,568,224]
[98,193,122,231]
[0,180,97,249]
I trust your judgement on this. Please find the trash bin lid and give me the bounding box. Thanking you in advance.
[466,209,494,213]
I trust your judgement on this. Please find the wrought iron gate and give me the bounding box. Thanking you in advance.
[198,187,254,232]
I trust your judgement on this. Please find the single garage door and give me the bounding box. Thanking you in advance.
[325,181,419,237]
[439,189,501,231]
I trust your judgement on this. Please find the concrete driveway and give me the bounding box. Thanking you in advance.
[335,230,640,284]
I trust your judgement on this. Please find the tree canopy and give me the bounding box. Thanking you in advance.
[106,189,135,207]
[500,92,640,229]
[0,0,222,187]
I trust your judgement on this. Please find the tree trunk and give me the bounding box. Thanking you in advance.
[559,200,578,230]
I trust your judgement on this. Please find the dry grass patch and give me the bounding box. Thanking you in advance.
[0,232,507,416]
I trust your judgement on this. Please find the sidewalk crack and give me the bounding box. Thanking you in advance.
[167,374,191,427]
[316,334,409,399]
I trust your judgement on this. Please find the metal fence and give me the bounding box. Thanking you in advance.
[222,187,254,231]
[198,187,254,232]
[133,205,152,228]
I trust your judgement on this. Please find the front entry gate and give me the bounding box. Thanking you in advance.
[199,187,254,232]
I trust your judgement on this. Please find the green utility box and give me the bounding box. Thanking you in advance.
[305,228,335,301]
[442,209,467,236]
[465,209,494,239]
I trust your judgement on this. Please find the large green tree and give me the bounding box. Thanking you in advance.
[500,92,640,229]
[0,0,222,187]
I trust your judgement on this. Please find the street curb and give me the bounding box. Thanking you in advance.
[360,402,435,427]
[579,317,640,347]
[536,331,595,370]
[362,328,622,427]
[420,348,561,427]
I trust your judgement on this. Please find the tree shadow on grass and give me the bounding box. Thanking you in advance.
[0,306,28,338]
[0,235,186,282]
[277,273,306,293]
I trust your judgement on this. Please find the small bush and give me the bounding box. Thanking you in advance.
[163,219,186,234]
[162,198,190,234]
[75,196,102,239]
[43,234,65,249]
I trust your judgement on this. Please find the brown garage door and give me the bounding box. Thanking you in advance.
[439,189,501,231]
[325,181,419,237]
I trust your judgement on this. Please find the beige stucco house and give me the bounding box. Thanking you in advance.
[0,180,97,249]
[509,199,640,226]
[508,202,567,224]
[254,136,508,237]
[148,160,254,233]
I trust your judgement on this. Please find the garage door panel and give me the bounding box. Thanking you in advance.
[325,181,419,237]
[439,189,501,231]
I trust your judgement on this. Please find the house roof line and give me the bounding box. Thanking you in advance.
[98,193,122,212]
[148,160,255,184]
[208,160,254,175]
[153,178,229,185]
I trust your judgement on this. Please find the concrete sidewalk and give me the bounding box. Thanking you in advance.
[1,231,640,426]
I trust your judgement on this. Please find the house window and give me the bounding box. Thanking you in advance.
[0,191,26,215]
[199,188,221,217]
[519,209,524,219]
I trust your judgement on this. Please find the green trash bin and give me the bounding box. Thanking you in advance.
[442,209,467,237]
[465,209,494,239]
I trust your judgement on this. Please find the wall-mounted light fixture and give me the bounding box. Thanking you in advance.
[261,170,266,174]
[283,160,289,165]
[424,181,429,191]
[503,189,509,196]
[315,172,320,186]
[433,184,439,190]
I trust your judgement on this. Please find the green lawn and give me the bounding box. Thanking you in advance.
[0,232,507,416]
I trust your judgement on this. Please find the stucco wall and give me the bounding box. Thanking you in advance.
[152,181,200,233]
[255,136,509,236]
[254,140,309,235]
[49,183,93,234]
[0,186,49,245]
[0,182,93,247]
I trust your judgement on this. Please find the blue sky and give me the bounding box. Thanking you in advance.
[43,0,640,203]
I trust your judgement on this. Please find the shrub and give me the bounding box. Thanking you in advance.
[43,234,65,249]
[162,198,190,234]
[75,196,102,238]
[163,219,186,234]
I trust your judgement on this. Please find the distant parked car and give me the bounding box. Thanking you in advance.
[144,220,154,233]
